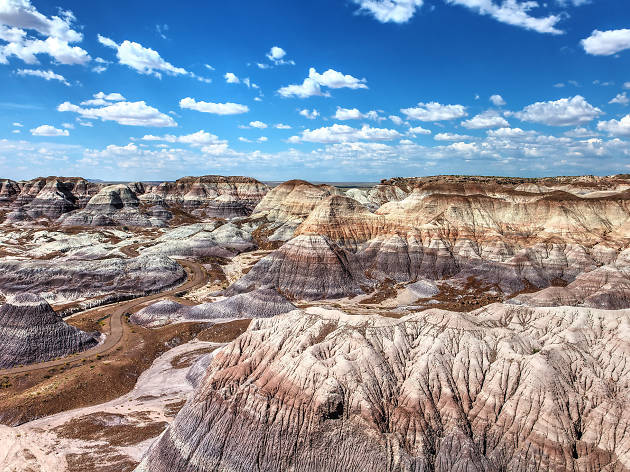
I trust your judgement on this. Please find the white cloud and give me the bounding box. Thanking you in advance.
[446,0,564,35]
[257,136,268,142]
[61,122,74,129]
[224,72,239,83]
[265,46,294,65]
[309,67,367,90]
[275,123,292,129]
[256,62,270,69]
[290,124,401,143]
[563,127,598,138]
[625,82,630,90]
[490,94,506,106]
[299,108,319,119]
[447,141,478,153]
[97,35,188,78]
[80,91,126,106]
[238,137,252,143]
[597,114,630,137]
[204,64,215,71]
[58,99,177,127]
[11,129,19,133]
[0,0,90,65]
[30,124,69,136]
[610,92,629,106]
[141,130,225,147]
[461,110,509,129]
[581,29,630,56]
[334,107,379,120]
[434,132,472,141]
[351,0,424,24]
[513,96,602,126]
[407,125,431,135]
[249,120,267,129]
[12,122,22,127]
[278,67,367,98]
[179,97,249,115]
[156,24,168,40]
[389,115,403,125]
[487,127,532,137]
[401,101,467,121]
[278,78,326,98]
[16,68,68,85]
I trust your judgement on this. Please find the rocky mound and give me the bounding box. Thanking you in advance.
[250,180,343,241]
[131,289,296,327]
[0,293,98,369]
[345,183,408,210]
[225,234,372,300]
[137,304,630,471]
[142,222,254,258]
[58,184,163,227]
[295,195,383,248]
[139,175,268,219]
[0,255,185,304]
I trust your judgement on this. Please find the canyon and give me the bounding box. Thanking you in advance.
[0,173,629,471]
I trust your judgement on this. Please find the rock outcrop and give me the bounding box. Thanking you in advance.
[250,180,343,242]
[137,304,630,472]
[225,234,372,299]
[0,293,98,369]
[142,222,254,258]
[0,255,185,304]
[130,289,295,327]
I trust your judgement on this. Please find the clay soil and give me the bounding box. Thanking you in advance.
[413,276,503,312]
[0,319,207,426]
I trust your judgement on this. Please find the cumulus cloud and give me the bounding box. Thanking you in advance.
[334,107,379,120]
[80,91,125,106]
[487,127,533,137]
[265,46,294,65]
[610,92,629,106]
[597,114,630,137]
[278,67,367,98]
[224,72,239,83]
[16,67,68,85]
[389,115,404,125]
[140,130,226,147]
[299,108,320,119]
[289,123,401,143]
[407,125,431,135]
[581,29,630,56]
[275,123,292,129]
[58,99,177,127]
[446,0,564,35]
[490,94,506,106]
[513,95,602,126]
[401,101,467,121]
[434,132,473,141]
[249,120,267,129]
[30,124,69,136]
[352,0,423,23]
[278,78,326,98]
[97,35,192,79]
[0,0,90,65]
[179,97,249,115]
[461,110,509,129]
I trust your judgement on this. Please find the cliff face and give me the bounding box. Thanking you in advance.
[137,305,630,472]
[0,293,98,369]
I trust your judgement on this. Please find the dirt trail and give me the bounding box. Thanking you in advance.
[0,259,208,377]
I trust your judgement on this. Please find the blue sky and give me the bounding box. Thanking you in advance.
[0,0,629,181]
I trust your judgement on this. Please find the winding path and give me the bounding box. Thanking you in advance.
[0,259,208,377]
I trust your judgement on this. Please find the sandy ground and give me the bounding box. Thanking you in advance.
[0,340,222,472]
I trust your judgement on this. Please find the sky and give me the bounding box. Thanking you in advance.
[0,0,629,182]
